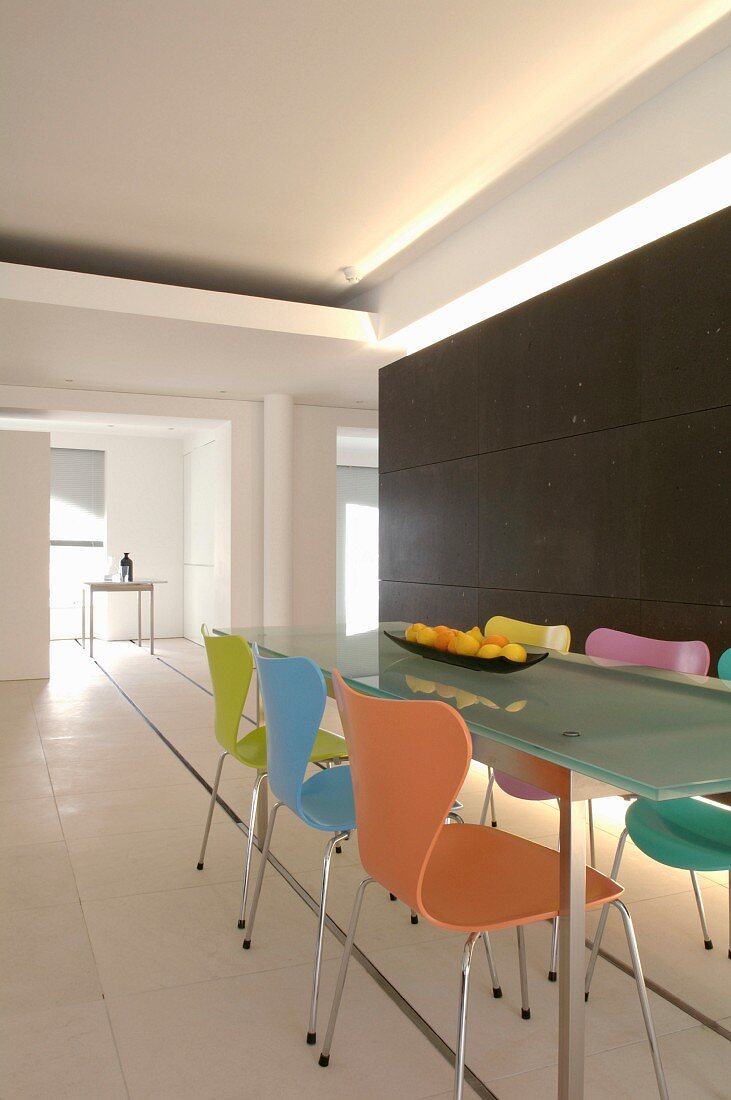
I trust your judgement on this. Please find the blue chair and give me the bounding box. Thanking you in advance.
[586,646,731,997]
[242,646,356,1045]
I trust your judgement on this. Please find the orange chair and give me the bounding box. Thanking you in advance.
[319,672,669,1100]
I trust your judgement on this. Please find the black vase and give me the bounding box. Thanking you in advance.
[120,553,133,582]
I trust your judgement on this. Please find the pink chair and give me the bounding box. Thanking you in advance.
[584,626,713,952]
[585,627,710,676]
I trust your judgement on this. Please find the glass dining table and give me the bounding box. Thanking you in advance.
[215,622,731,1099]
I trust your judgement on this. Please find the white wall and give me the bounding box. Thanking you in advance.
[50,431,184,640]
[293,406,378,625]
[0,386,377,636]
[0,431,49,679]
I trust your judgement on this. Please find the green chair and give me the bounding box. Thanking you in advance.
[196,626,348,928]
[587,647,731,996]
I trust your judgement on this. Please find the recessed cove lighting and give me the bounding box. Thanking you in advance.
[382,154,731,355]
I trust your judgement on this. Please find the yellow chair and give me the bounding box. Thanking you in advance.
[484,615,571,654]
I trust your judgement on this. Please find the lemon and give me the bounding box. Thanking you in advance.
[454,689,478,709]
[502,642,527,663]
[447,633,462,654]
[455,634,480,657]
[467,626,484,645]
[405,622,426,643]
[405,675,435,694]
[416,626,438,647]
[477,643,503,659]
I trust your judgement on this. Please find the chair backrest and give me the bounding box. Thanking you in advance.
[718,648,731,682]
[253,645,326,818]
[484,615,571,653]
[202,628,253,753]
[585,627,710,676]
[332,670,471,915]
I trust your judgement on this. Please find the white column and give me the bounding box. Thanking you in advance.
[263,393,294,626]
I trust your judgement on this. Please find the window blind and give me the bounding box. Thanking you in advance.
[50,447,105,546]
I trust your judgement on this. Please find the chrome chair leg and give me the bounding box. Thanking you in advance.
[690,870,713,949]
[479,770,496,827]
[454,933,480,1100]
[196,751,227,869]
[548,916,559,982]
[516,926,531,1020]
[610,900,669,1100]
[242,802,282,949]
[482,932,502,997]
[585,828,628,998]
[319,876,375,1067]
[588,799,596,868]
[237,770,267,929]
[307,830,350,1045]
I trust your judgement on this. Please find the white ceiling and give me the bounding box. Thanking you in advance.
[1,0,723,304]
[0,297,395,407]
[0,407,223,439]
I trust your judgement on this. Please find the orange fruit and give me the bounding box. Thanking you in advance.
[484,633,510,647]
[477,643,503,660]
[434,625,451,634]
[447,633,462,654]
[502,642,527,663]
[433,631,452,651]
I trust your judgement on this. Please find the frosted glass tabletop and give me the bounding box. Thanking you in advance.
[216,623,731,801]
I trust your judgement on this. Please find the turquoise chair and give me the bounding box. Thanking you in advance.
[586,646,731,997]
[242,645,356,1046]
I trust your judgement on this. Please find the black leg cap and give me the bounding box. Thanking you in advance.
[728,949,731,960]
[237,919,245,929]
[196,862,204,870]
[306,1031,316,1045]
[411,914,419,925]
[585,991,590,1002]
[335,845,342,854]
[704,939,714,950]
[318,1054,330,1068]
[389,893,397,901]
[548,970,557,982]
[242,939,251,950]
[521,1008,531,1021]
[491,821,498,828]
[492,986,502,999]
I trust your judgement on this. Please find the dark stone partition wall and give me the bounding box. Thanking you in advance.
[379,208,730,666]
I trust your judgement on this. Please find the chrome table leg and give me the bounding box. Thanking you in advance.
[558,786,586,1099]
[149,585,155,654]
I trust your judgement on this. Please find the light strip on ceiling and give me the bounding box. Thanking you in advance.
[381,153,731,355]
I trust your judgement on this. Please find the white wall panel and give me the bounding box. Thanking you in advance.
[0,431,49,679]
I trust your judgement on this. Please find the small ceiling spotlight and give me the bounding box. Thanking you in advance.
[341,266,361,285]
[65,378,74,383]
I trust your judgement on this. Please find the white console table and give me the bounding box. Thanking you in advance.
[81,580,166,658]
